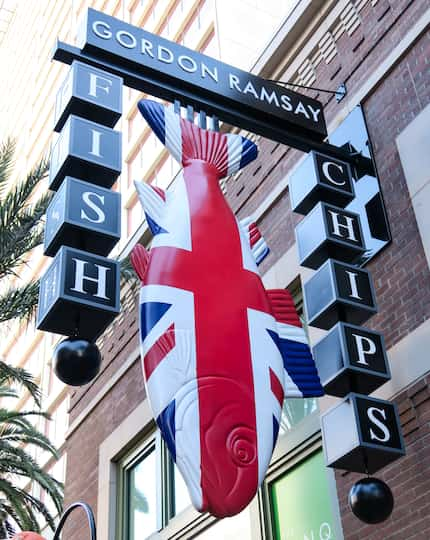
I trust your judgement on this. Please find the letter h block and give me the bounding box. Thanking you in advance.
[289,151,355,215]
[37,246,120,341]
[313,322,391,396]
[44,177,121,257]
[295,202,365,269]
[321,393,405,474]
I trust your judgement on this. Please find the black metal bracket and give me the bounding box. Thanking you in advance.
[53,501,96,540]
[268,80,347,102]
[52,40,374,178]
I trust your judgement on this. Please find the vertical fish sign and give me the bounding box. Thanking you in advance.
[130,99,324,518]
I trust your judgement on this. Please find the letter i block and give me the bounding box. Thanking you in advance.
[37,246,120,341]
[304,259,377,329]
[54,61,123,132]
[44,177,121,257]
[321,393,405,474]
[295,202,365,269]
[49,115,121,191]
[289,151,355,215]
[313,322,391,396]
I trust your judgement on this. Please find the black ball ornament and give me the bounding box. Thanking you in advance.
[53,338,102,386]
[349,477,394,524]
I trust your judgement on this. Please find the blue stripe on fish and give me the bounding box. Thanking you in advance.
[145,213,168,236]
[138,100,166,144]
[272,414,280,452]
[267,330,324,397]
[157,400,176,461]
[240,137,258,169]
[140,301,172,342]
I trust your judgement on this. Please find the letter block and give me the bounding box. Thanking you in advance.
[49,115,121,191]
[321,393,405,474]
[37,246,120,341]
[295,202,365,269]
[54,61,123,132]
[44,176,121,257]
[304,259,377,329]
[289,151,355,215]
[313,322,390,397]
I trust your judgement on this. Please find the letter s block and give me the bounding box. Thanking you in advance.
[44,177,121,257]
[37,246,120,341]
[54,61,123,132]
[321,393,405,474]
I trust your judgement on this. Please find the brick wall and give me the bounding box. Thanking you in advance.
[336,375,430,539]
[62,1,430,539]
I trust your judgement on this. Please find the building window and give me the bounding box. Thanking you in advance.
[269,450,339,540]
[123,441,158,540]
[118,432,192,539]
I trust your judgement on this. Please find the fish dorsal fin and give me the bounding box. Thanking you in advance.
[239,217,270,265]
[266,289,324,398]
[130,244,150,283]
[137,99,258,178]
[134,181,168,236]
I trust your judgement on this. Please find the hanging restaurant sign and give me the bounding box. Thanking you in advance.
[72,8,326,143]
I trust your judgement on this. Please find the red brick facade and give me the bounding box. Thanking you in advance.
[64,1,430,538]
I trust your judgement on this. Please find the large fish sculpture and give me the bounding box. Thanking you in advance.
[131,99,324,518]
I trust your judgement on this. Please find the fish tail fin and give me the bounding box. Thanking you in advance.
[138,99,258,177]
[267,289,324,398]
[130,244,150,283]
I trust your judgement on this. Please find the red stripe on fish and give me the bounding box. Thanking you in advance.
[151,185,166,201]
[144,323,175,380]
[267,289,302,327]
[270,367,284,407]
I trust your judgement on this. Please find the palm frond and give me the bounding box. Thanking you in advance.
[0,363,41,407]
[0,281,40,325]
[0,139,15,200]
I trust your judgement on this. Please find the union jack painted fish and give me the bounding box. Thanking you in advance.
[131,99,323,518]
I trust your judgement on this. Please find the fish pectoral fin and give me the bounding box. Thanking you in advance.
[239,217,270,265]
[266,289,324,398]
[130,244,150,283]
[134,180,168,236]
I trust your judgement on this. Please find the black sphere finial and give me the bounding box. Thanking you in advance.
[53,337,102,386]
[349,477,394,524]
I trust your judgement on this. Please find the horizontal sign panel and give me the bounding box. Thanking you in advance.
[76,8,326,142]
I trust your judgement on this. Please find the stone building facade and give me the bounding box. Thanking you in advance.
[62,1,430,539]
